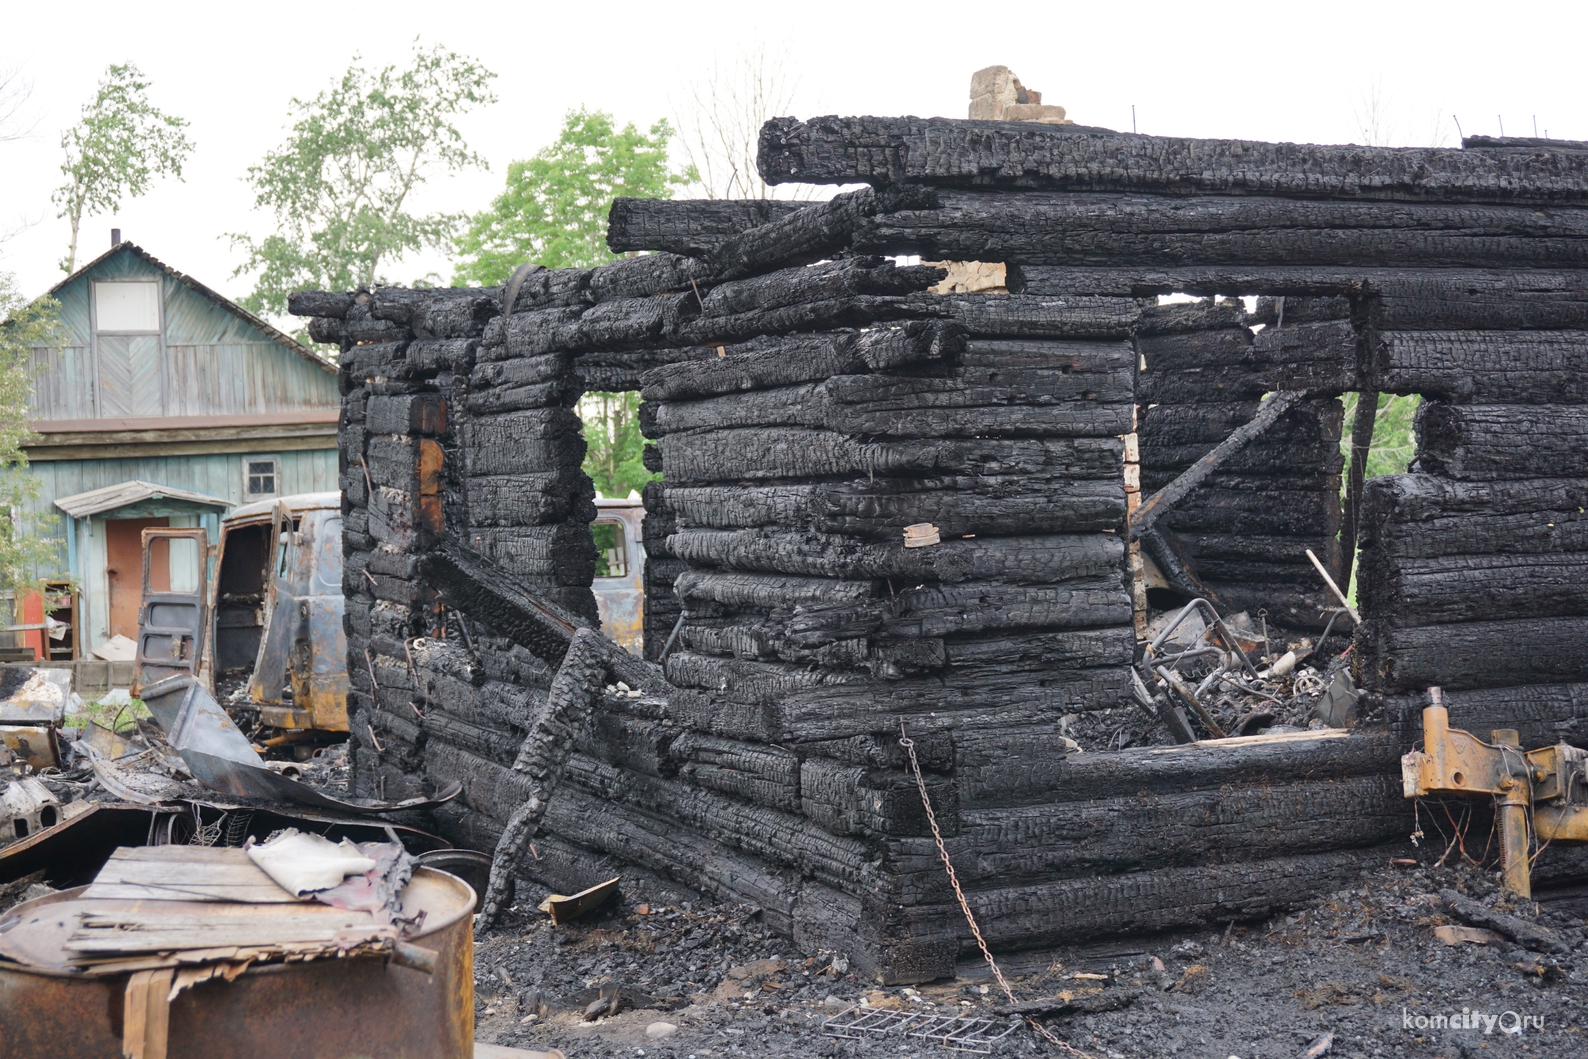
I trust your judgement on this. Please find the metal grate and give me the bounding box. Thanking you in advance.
[822,1005,1020,1053]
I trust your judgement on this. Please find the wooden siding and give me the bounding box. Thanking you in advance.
[23,448,339,577]
[28,249,337,422]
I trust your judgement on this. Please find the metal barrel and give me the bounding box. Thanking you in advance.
[0,867,475,1059]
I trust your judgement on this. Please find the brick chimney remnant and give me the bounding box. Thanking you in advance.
[968,66,1075,124]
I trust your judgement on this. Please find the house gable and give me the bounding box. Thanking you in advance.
[29,243,338,423]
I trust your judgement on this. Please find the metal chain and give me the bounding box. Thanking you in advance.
[898,718,1100,1059]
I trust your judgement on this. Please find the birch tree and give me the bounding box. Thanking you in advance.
[53,64,192,273]
[231,44,496,318]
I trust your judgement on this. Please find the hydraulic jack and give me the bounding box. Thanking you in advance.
[1401,687,1588,899]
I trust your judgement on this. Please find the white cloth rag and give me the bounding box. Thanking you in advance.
[247,829,378,896]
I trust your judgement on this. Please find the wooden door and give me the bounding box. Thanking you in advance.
[96,334,165,417]
[106,518,168,641]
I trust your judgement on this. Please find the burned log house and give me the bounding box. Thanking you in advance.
[297,118,1588,983]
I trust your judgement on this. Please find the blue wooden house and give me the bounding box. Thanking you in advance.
[22,235,339,659]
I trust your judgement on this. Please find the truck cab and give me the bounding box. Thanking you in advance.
[206,492,346,733]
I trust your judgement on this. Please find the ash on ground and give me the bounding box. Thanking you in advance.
[473,849,1588,1058]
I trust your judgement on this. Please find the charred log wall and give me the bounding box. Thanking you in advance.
[1135,298,1348,627]
[301,121,1588,984]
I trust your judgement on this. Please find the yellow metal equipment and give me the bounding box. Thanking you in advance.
[1402,686,1588,899]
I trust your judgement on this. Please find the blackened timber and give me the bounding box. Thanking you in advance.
[1356,617,1588,691]
[854,190,1588,269]
[1357,551,1588,626]
[1414,402,1588,479]
[704,185,934,281]
[476,628,639,929]
[1379,683,1588,750]
[642,373,1135,439]
[757,115,1588,203]
[1373,330,1588,402]
[957,728,1402,808]
[667,530,1121,583]
[1020,267,1588,330]
[921,294,1138,338]
[414,539,668,694]
[1130,391,1310,540]
[607,197,812,255]
[659,428,1123,484]
[1357,474,1588,558]
[639,323,966,403]
[665,478,1126,538]
[699,257,945,317]
[950,774,1408,882]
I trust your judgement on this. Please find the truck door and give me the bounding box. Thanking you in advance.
[248,502,297,705]
[134,528,209,691]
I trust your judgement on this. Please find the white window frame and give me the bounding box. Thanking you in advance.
[91,278,162,335]
[244,456,281,500]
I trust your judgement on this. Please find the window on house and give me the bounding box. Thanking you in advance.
[245,458,280,499]
[93,280,160,332]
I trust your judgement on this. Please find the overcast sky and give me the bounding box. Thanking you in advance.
[3,0,1584,318]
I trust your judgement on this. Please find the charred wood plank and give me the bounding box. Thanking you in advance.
[1131,391,1309,539]
[1414,402,1588,479]
[667,529,1120,584]
[1373,330,1588,402]
[1358,474,1588,559]
[640,323,964,402]
[659,428,1123,484]
[921,293,1139,338]
[414,539,666,694]
[1379,682,1588,750]
[956,727,1402,808]
[950,774,1407,883]
[757,115,1588,203]
[606,197,812,255]
[703,185,933,281]
[665,477,1126,538]
[855,190,1588,269]
[701,257,944,317]
[1358,551,1588,626]
[1355,617,1588,691]
[643,375,1134,439]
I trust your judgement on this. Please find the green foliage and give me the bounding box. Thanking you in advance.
[53,64,193,274]
[230,43,496,319]
[453,108,694,283]
[1341,392,1420,480]
[579,391,655,500]
[0,274,67,597]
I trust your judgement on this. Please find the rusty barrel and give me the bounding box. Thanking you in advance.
[0,866,474,1059]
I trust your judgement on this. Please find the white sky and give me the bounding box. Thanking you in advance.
[3,0,1585,320]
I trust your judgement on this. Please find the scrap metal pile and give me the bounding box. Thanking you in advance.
[286,115,1588,984]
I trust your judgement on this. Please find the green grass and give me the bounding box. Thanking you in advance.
[69,696,150,733]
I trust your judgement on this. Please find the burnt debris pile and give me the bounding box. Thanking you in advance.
[294,116,1588,983]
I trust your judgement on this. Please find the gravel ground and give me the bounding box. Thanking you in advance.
[473,852,1587,1059]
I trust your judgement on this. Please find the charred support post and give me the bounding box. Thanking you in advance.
[477,628,610,931]
[414,540,667,695]
[1338,391,1379,595]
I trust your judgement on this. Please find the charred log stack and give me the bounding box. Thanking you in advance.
[300,118,1588,983]
[1136,298,1349,626]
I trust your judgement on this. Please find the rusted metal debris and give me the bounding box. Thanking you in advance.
[537,876,621,925]
[1403,688,1588,901]
[0,845,474,1059]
